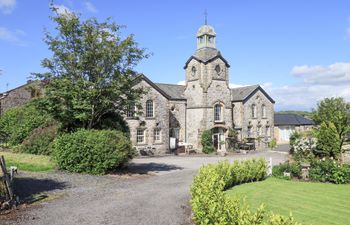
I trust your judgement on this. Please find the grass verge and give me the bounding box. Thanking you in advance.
[0,151,56,172]
[226,177,350,225]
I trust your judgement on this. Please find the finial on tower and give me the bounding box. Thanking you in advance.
[204,9,207,25]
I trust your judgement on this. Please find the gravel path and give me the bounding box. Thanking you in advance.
[2,150,288,225]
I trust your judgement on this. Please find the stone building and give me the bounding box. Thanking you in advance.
[0,80,42,116]
[274,114,314,144]
[126,24,275,154]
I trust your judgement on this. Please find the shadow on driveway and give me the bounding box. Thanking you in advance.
[126,162,184,174]
[13,177,67,203]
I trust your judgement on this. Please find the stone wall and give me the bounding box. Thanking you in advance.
[126,80,170,155]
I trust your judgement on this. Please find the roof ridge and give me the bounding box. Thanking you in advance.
[155,83,185,86]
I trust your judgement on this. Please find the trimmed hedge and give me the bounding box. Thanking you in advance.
[53,129,136,174]
[0,103,53,146]
[190,159,301,225]
[20,124,59,155]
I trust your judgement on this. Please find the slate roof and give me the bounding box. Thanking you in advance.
[231,85,260,102]
[154,83,186,100]
[274,114,315,126]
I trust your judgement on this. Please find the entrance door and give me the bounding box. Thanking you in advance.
[212,128,225,150]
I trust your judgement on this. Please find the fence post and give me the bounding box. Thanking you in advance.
[0,156,14,201]
[268,157,272,176]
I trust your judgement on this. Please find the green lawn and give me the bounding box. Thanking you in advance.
[0,151,56,172]
[226,178,350,225]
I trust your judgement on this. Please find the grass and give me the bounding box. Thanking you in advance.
[0,151,56,172]
[226,177,350,225]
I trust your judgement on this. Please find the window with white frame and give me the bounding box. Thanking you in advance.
[262,105,266,118]
[126,104,135,118]
[136,129,145,144]
[154,129,161,142]
[251,104,257,118]
[146,100,154,118]
[214,104,223,121]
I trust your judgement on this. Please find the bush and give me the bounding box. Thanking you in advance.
[268,138,277,149]
[0,102,53,146]
[20,124,59,155]
[53,129,136,174]
[309,159,350,184]
[315,122,341,159]
[201,129,214,154]
[190,159,300,225]
[272,162,301,179]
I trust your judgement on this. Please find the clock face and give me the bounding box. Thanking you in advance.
[191,66,196,77]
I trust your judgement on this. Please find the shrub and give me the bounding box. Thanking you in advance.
[53,129,136,174]
[315,122,341,159]
[309,159,350,184]
[227,128,239,151]
[201,129,214,154]
[268,138,277,149]
[272,162,301,179]
[190,159,300,225]
[0,102,53,146]
[20,123,59,155]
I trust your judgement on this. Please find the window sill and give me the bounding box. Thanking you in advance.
[145,117,156,120]
[214,121,225,124]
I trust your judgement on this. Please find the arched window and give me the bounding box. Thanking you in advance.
[251,104,257,118]
[214,104,223,122]
[262,104,266,118]
[146,100,154,118]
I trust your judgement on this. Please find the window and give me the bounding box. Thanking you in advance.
[265,126,270,137]
[208,36,214,43]
[136,129,145,144]
[154,129,161,142]
[251,104,257,118]
[146,100,154,118]
[199,36,204,43]
[126,104,135,118]
[257,126,261,136]
[248,126,252,137]
[214,104,223,121]
[262,105,266,118]
[215,64,221,74]
[191,66,196,77]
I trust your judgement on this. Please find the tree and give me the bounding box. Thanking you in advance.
[315,122,341,159]
[34,7,148,131]
[312,97,350,158]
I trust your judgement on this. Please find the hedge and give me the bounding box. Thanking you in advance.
[190,159,301,225]
[53,129,136,174]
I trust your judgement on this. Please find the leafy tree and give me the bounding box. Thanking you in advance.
[201,130,214,154]
[34,7,148,131]
[312,97,350,156]
[227,128,239,150]
[315,122,341,159]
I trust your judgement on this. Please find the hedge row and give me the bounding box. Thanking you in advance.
[190,159,301,225]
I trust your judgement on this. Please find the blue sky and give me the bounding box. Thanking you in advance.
[0,0,350,111]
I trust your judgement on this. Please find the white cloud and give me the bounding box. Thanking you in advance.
[0,0,16,15]
[84,1,97,13]
[0,27,26,46]
[291,62,350,85]
[52,4,74,18]
[177,80,185,85]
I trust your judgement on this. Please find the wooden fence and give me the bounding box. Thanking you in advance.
[0,155,15,210]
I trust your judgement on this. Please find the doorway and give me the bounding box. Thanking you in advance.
[212,127,225,150]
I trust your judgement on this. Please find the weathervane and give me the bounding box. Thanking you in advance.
[204,9,207,25]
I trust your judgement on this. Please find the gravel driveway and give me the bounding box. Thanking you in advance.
[2,149,288,225]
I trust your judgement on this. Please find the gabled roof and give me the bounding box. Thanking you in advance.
[274,114,315,126]
[231,85,275,103]
[184,48,230,69]
[155,83,185,100]
[134,75,186,101]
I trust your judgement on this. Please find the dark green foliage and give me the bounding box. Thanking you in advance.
[0,103,53,146]
[190,159,300,225]
[226,128,239,151]
[272,162,301,179]
[20,123,59,155]
[34,7,148,131]
[201,129,214,154]
[53,129,135,174]
[315,122,341,159]
[309,160,350,184]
